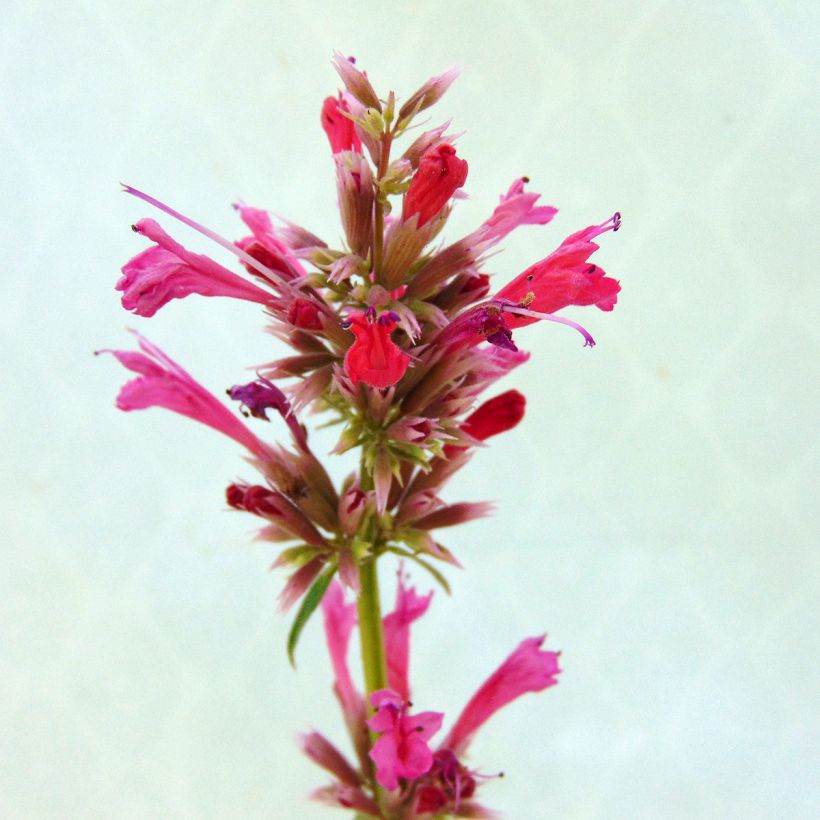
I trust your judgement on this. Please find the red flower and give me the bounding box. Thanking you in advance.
[287,297,323,330]
[343,310,411,389]
[461,389,526,442]
[495,212,622,327]
[402,144,468,227]
[321,95,361,155]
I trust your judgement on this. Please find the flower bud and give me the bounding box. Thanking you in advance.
[462,389,526,441]
[402,144,468,228]
[335,151,374,258]
[398,67,460,124]
[338,482,369,535]
[321,96,361,155]
[287,297,323,330]
[331,51,380,110]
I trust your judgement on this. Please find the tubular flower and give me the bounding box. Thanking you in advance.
[403,144,468,227]
[321,95,362,155]
[494,212,622,327]
[343,310,411,389]
[382,571,433,702]
[367,689,444,791]
[477,176,558,246]
[98,330,268,459]
[442,635,561,755]
[118,218,273,316]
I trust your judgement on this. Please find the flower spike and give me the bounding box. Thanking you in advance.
[105,54,621,819]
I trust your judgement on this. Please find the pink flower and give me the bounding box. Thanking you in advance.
[442,635,561,755]
[367,689,444,791]
[477,176,558,246]
[403,144,468,227]
[117,218,273,317]
[343,309,411,389]
[321,95,362,154]
[234,202,307,280]
[495,212,622,326]
[382,571,433,702]
[321,582,366,726]
[98,330,268,458]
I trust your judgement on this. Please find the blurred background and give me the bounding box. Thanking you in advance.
[2,0,818,817]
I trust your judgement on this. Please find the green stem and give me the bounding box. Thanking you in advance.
[357,554,389,814]
[357,556,388,699]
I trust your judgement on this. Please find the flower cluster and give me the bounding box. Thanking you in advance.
[101,52,620,817]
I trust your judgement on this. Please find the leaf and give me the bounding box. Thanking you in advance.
[386,546,451,595]
[407,554,452,595]
[287,564,336,668]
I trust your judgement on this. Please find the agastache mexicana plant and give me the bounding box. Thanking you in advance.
[100,51,621,818]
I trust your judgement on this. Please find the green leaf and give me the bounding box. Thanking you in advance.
[287,565,336,668]
[386,546,451,595]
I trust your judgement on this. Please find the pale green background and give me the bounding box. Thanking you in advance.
[1,1,818,818]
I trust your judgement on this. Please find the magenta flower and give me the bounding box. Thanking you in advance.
[476,176,558,246]
[442,635,561,755]
[383,573,432,702]
[322,581,366,727]
[117,218,273,316]
[367,689,444,791]
[98,330,268,459]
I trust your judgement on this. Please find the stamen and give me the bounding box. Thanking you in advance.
[499,303,596,347]
[122,184,292,289]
